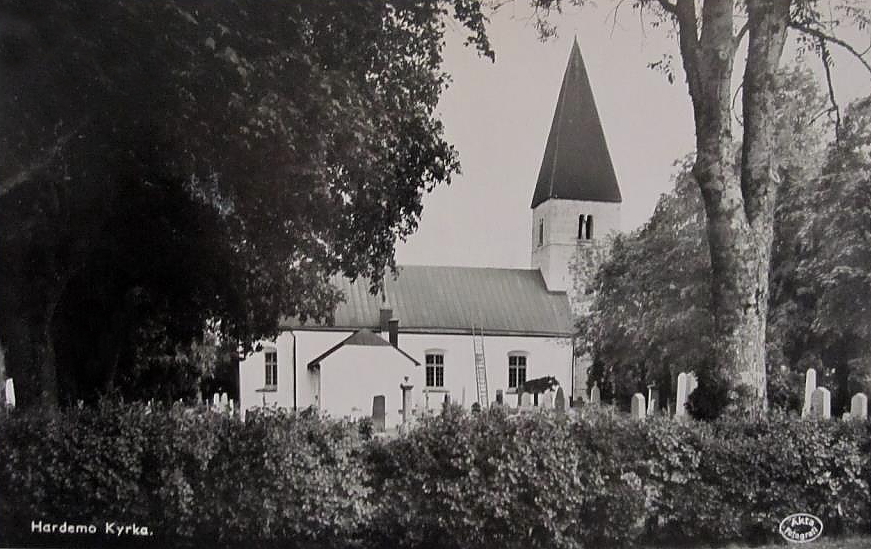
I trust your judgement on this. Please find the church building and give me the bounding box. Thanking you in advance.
[238,39,622,426]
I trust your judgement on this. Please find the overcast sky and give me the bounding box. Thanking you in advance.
[394,2,871,269]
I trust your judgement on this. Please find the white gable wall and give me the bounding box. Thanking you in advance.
[316,345,420,428]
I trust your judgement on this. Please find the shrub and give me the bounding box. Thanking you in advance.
[0,402,868,548]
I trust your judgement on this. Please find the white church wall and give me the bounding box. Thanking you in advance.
[240,329,576,415]
[238,331,295,411]
[392,333,574,410]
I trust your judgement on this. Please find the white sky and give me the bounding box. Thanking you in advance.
[394,2,871,269]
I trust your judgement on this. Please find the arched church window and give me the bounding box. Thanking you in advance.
[585,215,594,240]
[578,214,586,239]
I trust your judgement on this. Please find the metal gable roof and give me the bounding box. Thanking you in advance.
[307,329,421,368]
[283,265,574,337]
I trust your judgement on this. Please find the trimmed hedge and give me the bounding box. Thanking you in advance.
[1,402,869,548]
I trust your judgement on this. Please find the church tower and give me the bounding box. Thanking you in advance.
[531,38,622,295]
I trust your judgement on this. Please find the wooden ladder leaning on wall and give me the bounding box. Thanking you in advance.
[472,326,488,409]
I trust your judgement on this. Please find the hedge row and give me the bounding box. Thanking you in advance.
[1,402,869,548]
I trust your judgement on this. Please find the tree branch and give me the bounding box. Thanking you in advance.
[735,21,750,46]
[655,0,677,16]
[818,39,842,138]
[789,21,871,76]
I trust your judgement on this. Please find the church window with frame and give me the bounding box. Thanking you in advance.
[585,215,594,239]
[508,352,528,390]
[264,349,278,388]
[425,352,445,388]
[538,219,544,247]
[578,214,586,239]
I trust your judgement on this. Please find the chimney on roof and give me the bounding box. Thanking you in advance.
[379,308,392,333]
[388,319,399,348]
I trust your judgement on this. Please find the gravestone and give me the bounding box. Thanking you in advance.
[590,383,601,405]
[675,373,689,419]
[802,368,817,418]
[372,395,386,432]
[541,390,554,409]
[850,393,868,420]
[810,387,831,419]
[520,392,533,409]
[630,393,646,421]
[212,393,220,408]
[495,389,504,406]
[647,385,659,416]
[220,392,229,410]
[4,378,14,408]
[554,387,566,414]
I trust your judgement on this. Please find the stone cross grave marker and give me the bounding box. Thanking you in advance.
[810,387,831,419]
[372,395,386,432]
[554,387,566,414]
[516,389,524,408]
[631,393,646,421]
[400,377,414,425]
[802,368,817,418]
[850,393,868,420]
[590,383,601,406]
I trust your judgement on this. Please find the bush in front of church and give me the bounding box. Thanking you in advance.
[363,404,646,549]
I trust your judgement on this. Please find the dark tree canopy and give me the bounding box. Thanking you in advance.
[0,0,492,407]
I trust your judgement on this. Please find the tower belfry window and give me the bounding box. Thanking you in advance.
[585,215,594,239]
[578,214,586,239]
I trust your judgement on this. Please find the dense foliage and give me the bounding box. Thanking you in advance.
[1,404,869,548]
[581,70,871,417]
[0,0,492,408]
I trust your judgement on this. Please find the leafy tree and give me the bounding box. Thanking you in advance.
[0,0,492,408]
[582,67,871,417]
[579,160,712,408]
[770,97,871,411]
[526,0,871,410]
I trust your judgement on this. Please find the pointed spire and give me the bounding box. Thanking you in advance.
[531,37,622,209]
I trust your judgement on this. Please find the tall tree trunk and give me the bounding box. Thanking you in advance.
[670,0,790,410]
